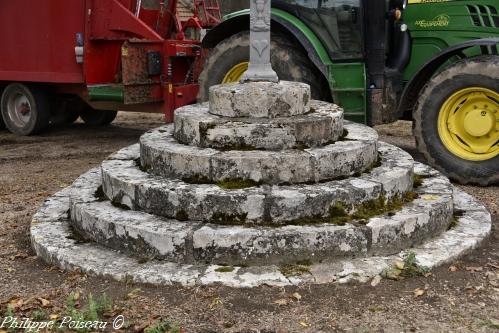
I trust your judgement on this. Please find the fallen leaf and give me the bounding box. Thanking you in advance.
[49,314,59,320]
[299,321,310,328]
[423,272,433,278]
[371,275,382,287]
[448,265,459,272]
[383,268,402,280]
[38,298,50,307]
[465,266,483,272]
[209,296,223,309]
[292,292,302,301]
[422,195,439,201]
[274,298,289,306]
[5,267,15,273]
[8,298,23,310]
[413,288,425,297]
[394,260,405,270]
[126,288,141,300]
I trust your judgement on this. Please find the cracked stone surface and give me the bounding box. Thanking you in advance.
[140,122,378,185]
[102,142,413,224]
[209,81,311,118]
[174,100,344,150]
[31,170,491,287]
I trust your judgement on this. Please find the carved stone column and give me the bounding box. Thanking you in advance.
[240,0,279,83]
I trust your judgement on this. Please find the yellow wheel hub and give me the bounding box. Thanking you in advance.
[222,62,249,84]
[438,87,499,161]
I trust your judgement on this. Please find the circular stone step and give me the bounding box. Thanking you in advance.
[102,142,414,225]
[70,164,452,266]
[174,100,344,150]
[209,81,310,118]
[31,166,492,287]
[140,122,379,185]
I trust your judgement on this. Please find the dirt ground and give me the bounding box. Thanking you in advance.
[0,113,498,333]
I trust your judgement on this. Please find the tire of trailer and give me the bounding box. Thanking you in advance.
[79,105,117,126]
[198,31,330,102]
[0,86,5,130]
[413,55,499,186]
[1,83,50,135]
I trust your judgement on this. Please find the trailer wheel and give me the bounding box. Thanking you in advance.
[50,98,81,125]
[413,56,499,186]
[79,107,117,126]
[198,31,330,101]
[1,83,50,135]
[0,87,5,130]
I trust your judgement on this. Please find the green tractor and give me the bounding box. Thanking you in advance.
[199,0,499,186]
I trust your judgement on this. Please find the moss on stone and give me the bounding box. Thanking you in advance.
[329,202,350,226]
[217,179,260,190]
[209,212,248,225]
[182,175,212,184]
[280,261,312,277]
[449,211,463,230]
[413,174,424,188]
[183,176,261,189]
[219,144,258,151]
[215,266,235,273]
[94,186,106,202]
[284,214,329,226]
[175,210,189,221]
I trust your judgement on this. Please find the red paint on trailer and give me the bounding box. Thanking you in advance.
[0,0,220,122]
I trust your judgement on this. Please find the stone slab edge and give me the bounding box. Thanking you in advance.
[173,100,344,150]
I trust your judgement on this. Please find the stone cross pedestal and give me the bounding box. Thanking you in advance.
[241,0,279,83]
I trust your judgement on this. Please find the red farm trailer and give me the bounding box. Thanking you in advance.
[0,0,220,135]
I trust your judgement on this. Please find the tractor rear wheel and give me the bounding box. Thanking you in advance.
[198,31,330,101]
[1,83,50,135]
[413,56,499,186]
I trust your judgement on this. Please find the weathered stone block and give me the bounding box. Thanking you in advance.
[141,123,378,185]
[209,81,310,118]
[192,224,370,265]
[174,100,344,150]
[71,201,199,261]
